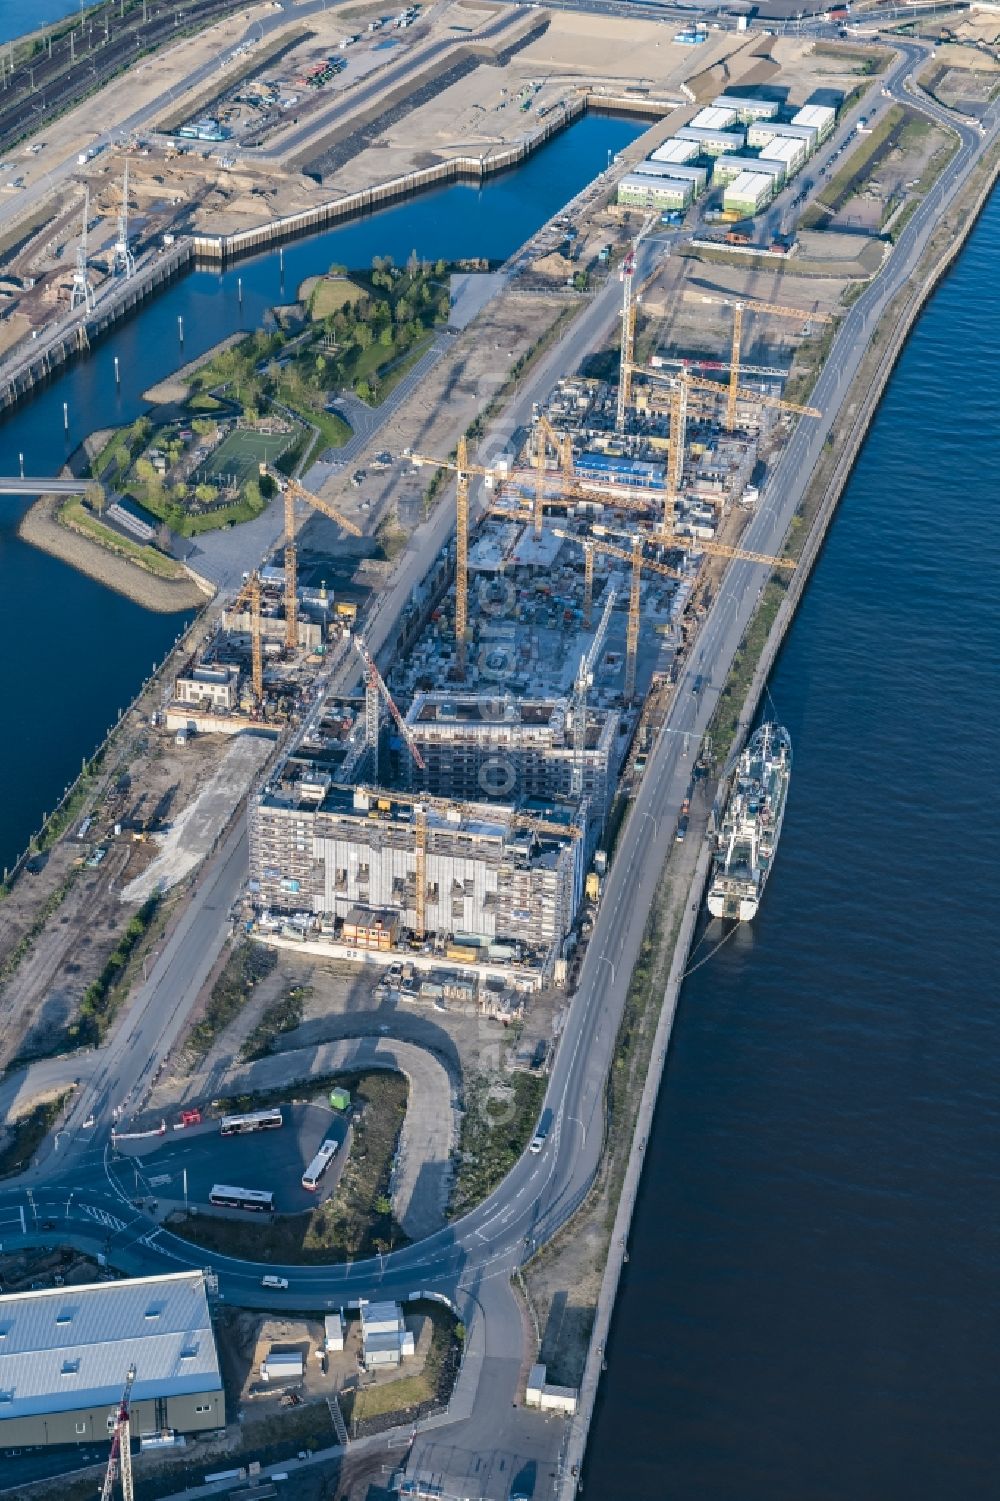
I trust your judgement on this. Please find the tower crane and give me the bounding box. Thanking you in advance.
[572,587,616,797]
[698,296,834,432]
[349,784,580,840]
[258,465,362,650]
[99,1364,136,1501]
[354,635,425,771]
[555,527,687,702]
[616,214,657,433]
[531,414,574,538]
[409,439,495,678]
[232,569,264,707]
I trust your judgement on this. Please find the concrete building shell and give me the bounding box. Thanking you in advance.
[250,778,585,960]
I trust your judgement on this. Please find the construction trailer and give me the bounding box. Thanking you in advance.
[648,137,701,165]
[758,133,810,177]
[723,170,778,217]
[747,118,818,153]
[632,160,709,194]
[617,172,694,212]
[712,153,786,187]
[675,123,746,155]
[712,93,781,124]
[792,103,836,141]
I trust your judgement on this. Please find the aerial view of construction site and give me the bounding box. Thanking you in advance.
[0,0,997,1496]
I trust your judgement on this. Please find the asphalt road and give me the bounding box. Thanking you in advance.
[0,21,994,1500]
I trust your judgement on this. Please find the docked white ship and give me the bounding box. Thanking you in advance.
[707,721,792,921]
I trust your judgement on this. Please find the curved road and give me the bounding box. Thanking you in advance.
[0,25,994,1499]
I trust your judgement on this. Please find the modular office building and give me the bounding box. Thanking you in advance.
[633,159,708,194]
[618,172,694,211]
[0,1272,224,1448]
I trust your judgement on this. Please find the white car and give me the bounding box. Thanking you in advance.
[261,1275,289,1290]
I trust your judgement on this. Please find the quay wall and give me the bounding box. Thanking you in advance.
[557,135,1000,1501]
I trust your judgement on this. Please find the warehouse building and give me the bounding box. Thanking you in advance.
[675,123,746,156]
[758,133,810,176]
[689,104,738,131]
[792,103,836,142]
[712,154,785,188]
[0,1272,224,1448]
[633,160,708,194]
[617,172,694,211]
[712,93,781,124]
[649,137,700,166]
[723,170,777,217]
[747,119,818,154]
[250,772,586,960]
[402,691,619,833]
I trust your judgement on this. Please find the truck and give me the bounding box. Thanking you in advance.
[529,1107,553,1154]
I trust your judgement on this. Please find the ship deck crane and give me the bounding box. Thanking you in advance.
[259,465,362,651]
[409,439,495,677]
[100,1364,136,1501]
[232,569,264,707]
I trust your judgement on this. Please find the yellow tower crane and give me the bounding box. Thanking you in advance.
[716,298,834,432]
[531,413,575,537]
[259,465,362,650]
[232,570,264,707]
[409,439,495,678]
[616,214,657,433]
[554,527,687,702]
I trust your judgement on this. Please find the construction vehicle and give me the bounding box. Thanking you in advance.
[99,1364,136,1501]
[259,465,362,650]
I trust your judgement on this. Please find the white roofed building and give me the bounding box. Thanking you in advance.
[792,103,836,141]
[675,124,746,156]
[649,138,700,166]
[0,1272,224,1447]
[712,94,781,124]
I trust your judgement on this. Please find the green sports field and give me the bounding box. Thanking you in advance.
[200,426,294,484]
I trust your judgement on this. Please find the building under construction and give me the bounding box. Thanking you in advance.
[401,691,618,833]
[250,770,585,965]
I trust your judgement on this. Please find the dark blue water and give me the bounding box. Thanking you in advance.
[0,113,644,870]
[0,1,81,45]
[584,189,1000,1499]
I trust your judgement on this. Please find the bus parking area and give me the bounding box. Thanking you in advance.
[111,1102,351,1217]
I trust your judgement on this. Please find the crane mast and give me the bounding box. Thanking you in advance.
[100,1364,136,1501]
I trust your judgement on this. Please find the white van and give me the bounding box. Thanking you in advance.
[261,1275,289,1290]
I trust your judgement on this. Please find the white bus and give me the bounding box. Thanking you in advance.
[219,1108,283,1137]
[209,1184,274,1213]
[301,1139,338,1192]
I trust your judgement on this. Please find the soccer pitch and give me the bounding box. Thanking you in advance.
[201,427,293,484]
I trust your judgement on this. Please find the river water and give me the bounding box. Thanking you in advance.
[0,1,82,46]
[0,113,644,871]
[583,189,1000,1499]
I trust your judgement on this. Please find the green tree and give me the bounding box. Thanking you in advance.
[378,325,393,347]
[354,324,373,351]
[195,483,218,504]
[134,457,155,483]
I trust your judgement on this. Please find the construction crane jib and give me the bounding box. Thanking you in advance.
[353,637,426,771]
[259,465,361,651]
[572,587,616,798]
[409,441,494,678]
[616,214,657,434]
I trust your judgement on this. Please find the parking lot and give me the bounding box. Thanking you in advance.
[120,1102,349,1216]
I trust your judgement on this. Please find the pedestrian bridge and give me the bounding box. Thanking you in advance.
[0,477,95,495]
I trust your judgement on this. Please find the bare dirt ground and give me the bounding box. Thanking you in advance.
[0,614,245,1071]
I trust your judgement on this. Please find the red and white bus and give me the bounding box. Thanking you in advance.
[219,1108,283,1137]
[209,1184,274,1213]
[301,1140,338,1192]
